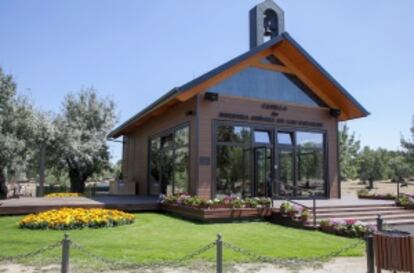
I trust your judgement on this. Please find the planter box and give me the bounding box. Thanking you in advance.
[160,204,272,222]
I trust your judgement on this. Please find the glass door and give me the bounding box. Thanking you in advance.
[277,149,295,196]
[253,129,273,197]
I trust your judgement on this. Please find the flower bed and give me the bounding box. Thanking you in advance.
[160,194,272,222]
[161,193,272,209]
[357,190,396,200]
[19,208,135,230]
[319,219,373,238]
[45,192,84,198]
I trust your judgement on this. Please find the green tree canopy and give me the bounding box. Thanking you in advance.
[339,123,360,180]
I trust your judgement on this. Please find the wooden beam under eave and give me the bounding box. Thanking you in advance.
[176,48,275,102]
[251,61,293,74]
[116,98,180,135]
[271,45,342,114]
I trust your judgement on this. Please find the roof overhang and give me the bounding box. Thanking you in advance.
[108,32,369,138]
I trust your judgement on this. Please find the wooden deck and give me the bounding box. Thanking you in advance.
[0,195,160,215]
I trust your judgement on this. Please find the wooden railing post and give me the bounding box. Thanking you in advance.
[365,234,375,273]
[376,214,383,232]
[216,234,223,273]
[61,233,71,273]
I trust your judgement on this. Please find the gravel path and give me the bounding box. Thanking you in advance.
[0,257,370,273]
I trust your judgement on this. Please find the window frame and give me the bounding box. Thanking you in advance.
[212,120,328,199]
[147,123,191,196]
[275,128,328,198]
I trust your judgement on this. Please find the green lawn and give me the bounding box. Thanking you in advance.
[0,213,364,267]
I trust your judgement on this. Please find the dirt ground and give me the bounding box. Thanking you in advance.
[0,257,378,273]
[341,180,414,197]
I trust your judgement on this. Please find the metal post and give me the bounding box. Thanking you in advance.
[61,233,71,273]
[39,142,46,197]
[312,196,317,228]
[365,234,375,273]
[397,179,400,201]
[216,234,223,273]
[376,214,383,232]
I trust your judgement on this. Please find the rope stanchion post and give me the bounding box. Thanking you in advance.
[365,234,375,273]
[312,196,317,228]
[61,233,71,273]
[216,234,223,273]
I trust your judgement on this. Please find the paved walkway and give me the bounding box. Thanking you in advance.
[0,257,372,273]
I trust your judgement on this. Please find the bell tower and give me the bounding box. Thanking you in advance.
[249,0,285,49]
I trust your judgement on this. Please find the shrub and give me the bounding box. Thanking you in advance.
[300,209,310,223]
[357,190,396,200]
[397,194,414,208]
[45,192,84,198]
[279,202,294,215]
[19,208,135,230]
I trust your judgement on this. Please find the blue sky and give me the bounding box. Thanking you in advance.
[1,0,413,162]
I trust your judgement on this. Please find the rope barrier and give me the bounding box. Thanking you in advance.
[0,234,365,272]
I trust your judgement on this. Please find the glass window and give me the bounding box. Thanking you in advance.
[148,125,190,195]
[277,132,293,145]
[216,146,251,197]
[277,131,326,197]
[297,149,325,197]
[207,67,321,107]
[175,126,189,146]
[160,149,174,195]
[297,132,324,148]
[217,126,251,144]
[174,147,189,194]
[161,133,174,148]
[149,138,161,195]
[254,130,271,144]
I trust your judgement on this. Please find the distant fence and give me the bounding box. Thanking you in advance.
[0,233,365,273]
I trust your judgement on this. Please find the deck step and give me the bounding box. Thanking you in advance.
[316,206,403,213]
[284,202,414,227]
[315,213,414,223]
[362,219,414,226]
[316,210,412,218]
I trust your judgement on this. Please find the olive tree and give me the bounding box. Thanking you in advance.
[0,68,37,198]
[401,116,414,176]
[52,88,117,193]
[339,123,360,180]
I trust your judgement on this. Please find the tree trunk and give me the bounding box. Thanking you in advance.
[368,178,374,190]
[0,168,7,199]
[69,168,86,193]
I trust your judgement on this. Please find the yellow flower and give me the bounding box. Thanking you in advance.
[19,208,135,230]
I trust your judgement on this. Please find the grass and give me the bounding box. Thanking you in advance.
[0,213,364,267]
